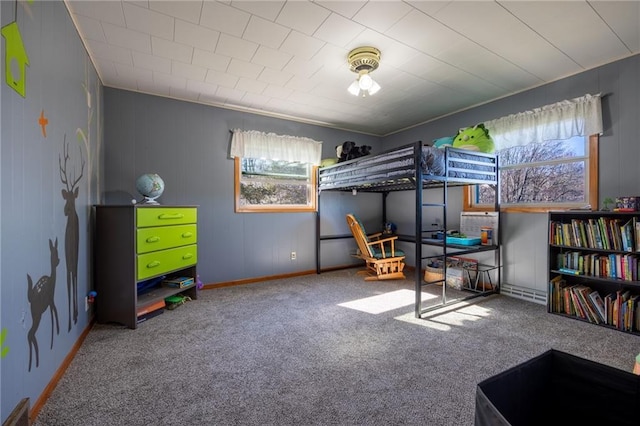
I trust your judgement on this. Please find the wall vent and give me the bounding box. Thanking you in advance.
[500,284,547,305]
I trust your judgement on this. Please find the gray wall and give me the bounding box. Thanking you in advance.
[1,1,101,421]
[102,89,382,283]
[384,54,640,301]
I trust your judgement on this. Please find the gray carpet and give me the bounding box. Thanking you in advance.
[34,269,640,425]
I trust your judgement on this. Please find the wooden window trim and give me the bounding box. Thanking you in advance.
[234,157,318,213]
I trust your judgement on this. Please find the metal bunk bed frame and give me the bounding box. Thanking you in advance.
[316,140,500,318]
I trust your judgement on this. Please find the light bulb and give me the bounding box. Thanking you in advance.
[359,73,373,90]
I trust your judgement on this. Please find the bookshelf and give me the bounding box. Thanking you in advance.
[548,210,640,334]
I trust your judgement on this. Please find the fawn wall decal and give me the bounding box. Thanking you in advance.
[59,136,84,331]
[27,238,60,371]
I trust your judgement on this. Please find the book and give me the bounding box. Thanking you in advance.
[588,291,606,323]
[162,276,195,289]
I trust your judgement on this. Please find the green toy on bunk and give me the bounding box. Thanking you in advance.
[452,123,495,153]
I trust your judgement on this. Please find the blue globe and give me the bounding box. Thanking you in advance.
[136,173,165,204]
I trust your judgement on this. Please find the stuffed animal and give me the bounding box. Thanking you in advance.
[337,141,372,162]
[337,141,356,162]
[452,124,495,153]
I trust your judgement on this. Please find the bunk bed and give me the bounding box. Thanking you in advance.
[315,140,500,318]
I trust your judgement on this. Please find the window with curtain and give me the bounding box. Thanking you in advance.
[230,129,322,213]
[465,94,602,212]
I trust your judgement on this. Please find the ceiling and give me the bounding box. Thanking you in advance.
[64,1,640,136]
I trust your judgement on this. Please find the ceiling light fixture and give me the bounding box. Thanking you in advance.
[347,46,381,97]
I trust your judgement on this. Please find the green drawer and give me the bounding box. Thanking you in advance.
[137,207,197,228]
[137,244,198,280]
[136,224,197,254]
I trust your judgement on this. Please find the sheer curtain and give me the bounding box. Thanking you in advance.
[483,93,603,150]
[230,129,323,166]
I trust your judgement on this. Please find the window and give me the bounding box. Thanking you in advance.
[234,157,317,212]
[230,129,322,213]
[464,93,602,213]
[465,135,598,212]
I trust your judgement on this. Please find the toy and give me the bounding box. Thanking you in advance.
[452,124,495,153]
[337,141,372,162]
[433,136,454,149]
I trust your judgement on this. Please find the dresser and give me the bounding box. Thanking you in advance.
[94,205,198,329]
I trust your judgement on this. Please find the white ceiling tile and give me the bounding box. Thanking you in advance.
[148,0,203,24]
[216,86,246,103]
[351,1,412,33]
[102,22,151,53]
[259,68,294,86]
[216,33,258,61]
[153,71,187,89]
[230,1,285,21]
[502,1,631,68]
[276,1,331,36]
[242,92,272,108]
[227,58,264,79]
[200,1,250,38]
[115,63,153,81]
[72,15,107,43]
[252,46,292,70]
[262,84,294,98]
[313,12,365,47]
[172,61,207,81]
[432,1,580,81]
[205,70,240,88]
[174,20,220,53]
[192,49,231,72]
[187,79,218,96]
[311,44,348,71]
[285,76,319,92]
[591,1,640,52]
[67,1,126,26]
[122,2,174,40]
[282,57,323,79]
[236,77,268,94]
[132,51,171,73]
[151,36,193,62]
[279,31,325,60]
[314,1,367,19]
[68,0,640,136]
[85,39,133,65]
[243,16,290,49]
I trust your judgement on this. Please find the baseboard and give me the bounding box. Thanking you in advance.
[500,283,547,305]
[202,264,358,289]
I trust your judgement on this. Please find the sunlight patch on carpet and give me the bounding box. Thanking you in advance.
[394,299,494,330]
[338,289,437,314]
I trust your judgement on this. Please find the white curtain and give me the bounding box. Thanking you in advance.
[483,93,603,150]
[230,129,323,166]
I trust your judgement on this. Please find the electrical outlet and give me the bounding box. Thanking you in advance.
[85,296,89,312]
[290,251,297,260]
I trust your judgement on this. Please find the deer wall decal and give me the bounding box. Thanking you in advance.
[59,137,84,331]
[27,238,60,372]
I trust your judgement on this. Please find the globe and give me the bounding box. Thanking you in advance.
[136,173,165,204]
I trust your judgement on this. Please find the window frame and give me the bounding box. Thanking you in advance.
[464,135,599,213]
[234,157,318,213]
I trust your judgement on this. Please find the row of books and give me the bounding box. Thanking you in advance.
[549,217,640,252]
[556,251,639,281]
[549,276,640,331]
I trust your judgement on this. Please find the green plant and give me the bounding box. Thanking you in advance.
[602,197,615,211]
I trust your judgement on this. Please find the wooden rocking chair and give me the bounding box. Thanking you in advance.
[346,214,406,281]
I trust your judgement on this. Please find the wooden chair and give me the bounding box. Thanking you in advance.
[346,214,406,281]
